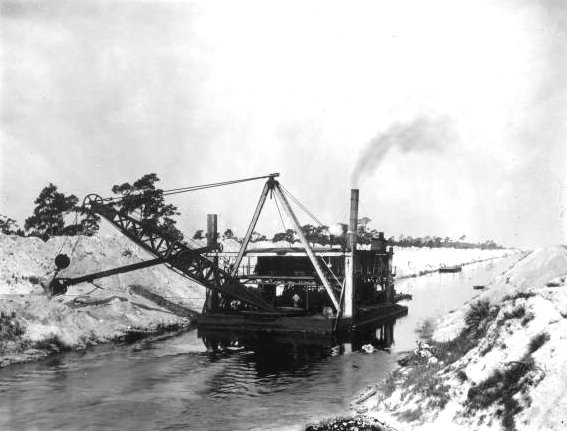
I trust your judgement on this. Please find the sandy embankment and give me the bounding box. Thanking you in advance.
[0,233,205,366]
[391,246,511,279]
[353,246,567,431]
[0,233,512,367]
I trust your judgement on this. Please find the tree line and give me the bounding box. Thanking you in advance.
[1,173,180,241]
[2,174,503,250]
[193,222,503,250]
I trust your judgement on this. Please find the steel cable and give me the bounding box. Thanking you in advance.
[280,185,323,226]
[273,193,288,236]
[101,174,277,203]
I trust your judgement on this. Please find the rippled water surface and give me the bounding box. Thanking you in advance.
[0,256,518,431]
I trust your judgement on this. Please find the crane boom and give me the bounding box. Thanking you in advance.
[51,194,273,311]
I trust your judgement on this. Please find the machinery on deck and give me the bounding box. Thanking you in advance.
[49,174,407,334]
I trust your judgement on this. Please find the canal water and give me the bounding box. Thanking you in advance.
[0,256,517,431]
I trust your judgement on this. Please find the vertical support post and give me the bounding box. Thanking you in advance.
[387,245,395,302]
[231,179,272,277]
[385,322,394,346]
[272,182,340,311]
[207,214,218,247]
[343,189,359,319]
[206,214,219,311]
[343,256,354,318]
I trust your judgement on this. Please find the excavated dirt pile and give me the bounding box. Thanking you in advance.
[355,246,567,431]
[0,233,205,366]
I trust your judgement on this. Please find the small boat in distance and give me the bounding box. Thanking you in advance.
[439,264,462,273]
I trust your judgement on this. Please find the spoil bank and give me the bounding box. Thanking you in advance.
[351,246,567,431]
[0,233,202,366]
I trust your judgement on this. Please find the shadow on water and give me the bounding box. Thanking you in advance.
[199,319,397,371]
[193,321,398,403]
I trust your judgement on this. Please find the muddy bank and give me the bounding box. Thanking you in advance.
[0,233,202,367]
[0,289,197,367]
[348,247,567,431]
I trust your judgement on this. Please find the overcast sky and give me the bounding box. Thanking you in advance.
[1,0,565,248]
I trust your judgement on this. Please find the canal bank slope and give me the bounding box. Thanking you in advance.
[354,246,567,431]
[0,232,512,367]
[0,233,204,366]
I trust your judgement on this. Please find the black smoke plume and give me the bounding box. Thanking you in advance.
[351,116,457,186]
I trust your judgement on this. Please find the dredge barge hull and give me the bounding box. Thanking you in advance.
[197,304,408,335]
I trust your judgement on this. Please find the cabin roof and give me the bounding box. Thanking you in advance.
[215,247,385,257]
[247,247,341,253]
[213,247,348,257]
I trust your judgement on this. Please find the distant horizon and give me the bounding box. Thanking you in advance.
[3,182,521,251]
[1,0,565,249]
[0,170,561,250]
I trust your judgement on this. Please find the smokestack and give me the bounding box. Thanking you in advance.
[349,189,359,252]
[343,189,359,319]
[207,214,218,247]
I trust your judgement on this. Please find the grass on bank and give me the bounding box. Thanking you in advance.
[305,416,394,431]
[0,311,26,353]
[376,296,549,430]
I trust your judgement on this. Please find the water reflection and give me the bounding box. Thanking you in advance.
[194,321,398,405]
[198,319,397,375]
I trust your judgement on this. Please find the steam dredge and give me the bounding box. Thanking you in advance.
[47,174,408,337]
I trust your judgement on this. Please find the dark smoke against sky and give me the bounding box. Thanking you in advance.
[0,0,565,248]
[351,117,456,187]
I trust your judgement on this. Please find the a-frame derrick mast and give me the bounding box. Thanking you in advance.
[229,177,341,312]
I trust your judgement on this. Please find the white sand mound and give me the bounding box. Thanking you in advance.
[0,232,206,365]
[364,246,567,431]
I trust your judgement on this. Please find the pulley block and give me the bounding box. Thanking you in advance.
[48,279,68,297]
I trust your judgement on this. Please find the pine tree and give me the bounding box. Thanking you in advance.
[250,231,267,242]
[112,174,182,241]
[0,214,22,235]
[62,208,101,237]
[272,229,297,244]
[24,183,79,240]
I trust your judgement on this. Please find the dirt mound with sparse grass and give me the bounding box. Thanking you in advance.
[353,246,567,431]
[305,416,396,431]
[0,233,204,366]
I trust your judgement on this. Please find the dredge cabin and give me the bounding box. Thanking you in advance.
[198,186,408,335]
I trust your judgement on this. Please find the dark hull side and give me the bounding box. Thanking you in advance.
[197,303,408,335]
